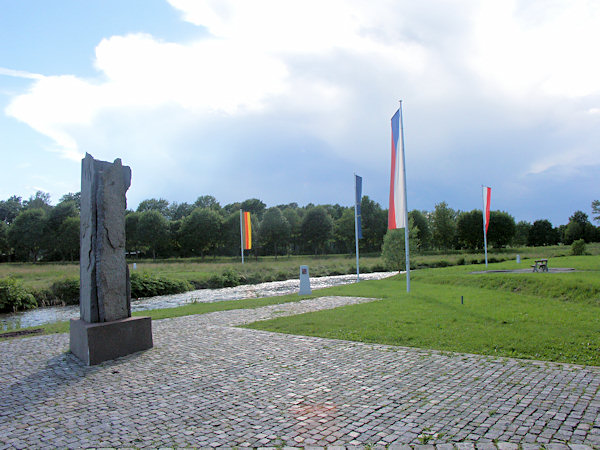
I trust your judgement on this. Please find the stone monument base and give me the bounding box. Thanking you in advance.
[70,316,153,366]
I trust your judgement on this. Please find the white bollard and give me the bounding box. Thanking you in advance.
[299,265,312,295]
[516,255,520,264]
[133,263,137,270]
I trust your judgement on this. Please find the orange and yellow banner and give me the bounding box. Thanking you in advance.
[243,211,252,250]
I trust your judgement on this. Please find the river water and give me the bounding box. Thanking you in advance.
[0,272,396,331]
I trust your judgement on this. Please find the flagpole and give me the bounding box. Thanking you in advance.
[481,186,488,268]
[240,209,244,264]
[354,173,360,282]
[399,101,410,292]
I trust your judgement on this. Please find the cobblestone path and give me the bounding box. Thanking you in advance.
[1,296,599,449]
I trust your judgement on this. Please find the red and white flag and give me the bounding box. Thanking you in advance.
[388,108,406,229]
[483,186,491,235]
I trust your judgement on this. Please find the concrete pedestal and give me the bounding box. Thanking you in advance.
[70,316,153,366]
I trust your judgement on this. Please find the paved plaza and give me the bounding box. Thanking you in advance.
[1,296,599,448]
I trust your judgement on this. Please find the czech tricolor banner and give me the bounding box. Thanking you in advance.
[243,211,252,250]
[388,108,406,229]
[483,186,491,235]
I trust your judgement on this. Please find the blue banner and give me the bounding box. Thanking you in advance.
[355,174,363,239]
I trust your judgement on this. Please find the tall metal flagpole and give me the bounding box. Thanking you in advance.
[354,173,360,282]
[481,186,488,268]
[240,209,244,264]
[399,101,410,292]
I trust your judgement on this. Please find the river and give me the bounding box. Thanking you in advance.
[0,271,396,331]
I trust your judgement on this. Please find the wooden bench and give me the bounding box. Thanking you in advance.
[531,259,548,272]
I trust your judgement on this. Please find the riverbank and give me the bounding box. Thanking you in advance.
[0,271,395,331]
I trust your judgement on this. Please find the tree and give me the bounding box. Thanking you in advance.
[59,192,81,210]
[125,212,141,254]
[360,196,387,253]
[259,207,290,257]
[221,212,243,256]
[45,201,78,260]
[334,208,355,254]
[592,200,600,223]
[241,198,266,220]
[137,198,170,218]
[282,208,302,254]
[513,221,531,246]
[456,210,483,250]
[180,208,223,258]
[381,218,419,272]
[300,207,333,254]
[194,195,221,211]
[0,196,23,224]
[431,202,457,250]
[409,210,432,251]
[563,211,595,244]
[487,211,516,248]
[528,219,555,246]
[23,191,51,211]
[8,208,47,261]
[137,210,170,259]
[55,216,80,261]
[0,221,9,258]
[168,202,195,220]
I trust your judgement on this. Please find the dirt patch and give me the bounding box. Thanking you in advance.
[0,328,44,339]
[470,268,576,274]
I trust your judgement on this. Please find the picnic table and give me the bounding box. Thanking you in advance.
[532,259,548,272]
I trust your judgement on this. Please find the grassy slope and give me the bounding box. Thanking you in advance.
[245,255,600,366]
[3,254,600,367]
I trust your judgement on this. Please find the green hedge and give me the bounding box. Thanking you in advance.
[0,277,37,313]
[129,272,192,298]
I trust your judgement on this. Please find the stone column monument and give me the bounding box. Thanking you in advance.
[70,153,153,365]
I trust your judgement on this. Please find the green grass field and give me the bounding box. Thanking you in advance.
[3,251,600,368]
[0,254,386,291]
[2,243,596,291]
[245,254,600,366]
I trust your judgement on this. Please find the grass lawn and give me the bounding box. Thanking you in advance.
[244,254,600,366]
[3,253,600,367]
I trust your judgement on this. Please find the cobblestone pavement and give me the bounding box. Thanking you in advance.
[1,296,599,449]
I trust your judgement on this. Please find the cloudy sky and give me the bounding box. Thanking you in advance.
[1,0,599,225]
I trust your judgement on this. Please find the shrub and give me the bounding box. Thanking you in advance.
[0,277,37,313]
[456,257,466,265]
[130,273,192,298]
[221,268,241,287]
[206,273,225,288]
[572,239,586,256]
[50,278,80,305]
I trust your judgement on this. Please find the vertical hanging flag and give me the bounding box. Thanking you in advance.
[388,109,407,229]
[243,211,252,250]
[482,186,491,235]
[388,102,411,292]
[355,174,363,239]
[482,186,491,268]
[354,173,363,282]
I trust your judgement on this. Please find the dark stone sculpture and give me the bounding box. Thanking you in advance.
[70,154,152,365]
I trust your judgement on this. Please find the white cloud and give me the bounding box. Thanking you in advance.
[0,67,44,80]
[468,0,600,99]
[4,0,600,193]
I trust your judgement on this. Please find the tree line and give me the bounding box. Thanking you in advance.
[1,191,599,263]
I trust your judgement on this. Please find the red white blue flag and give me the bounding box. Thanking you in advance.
[388,108,406,229]
[483,186,491,235]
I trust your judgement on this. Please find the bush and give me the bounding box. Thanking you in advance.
[50,278,80,305]
[572,239,586,256]
[221,268,241,287]
[0,277,37,313]
[130,273,192,298]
